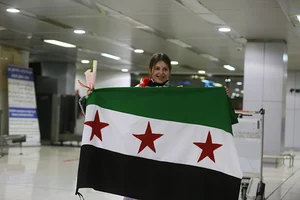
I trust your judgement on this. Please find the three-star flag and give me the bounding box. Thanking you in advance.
[85,111,222,163]
[76,88,243,200]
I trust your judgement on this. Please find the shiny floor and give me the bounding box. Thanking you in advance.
[1,146,300,200]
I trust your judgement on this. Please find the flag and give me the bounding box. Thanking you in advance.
[76,87,242,200]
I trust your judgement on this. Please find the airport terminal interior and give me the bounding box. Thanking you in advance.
[2,0,300,199]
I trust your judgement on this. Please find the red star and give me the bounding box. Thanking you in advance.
[84,110,109,141]
[133,122,163,154]
[194,131,222,163]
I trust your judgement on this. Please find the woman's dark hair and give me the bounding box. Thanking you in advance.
[149,53,171,71]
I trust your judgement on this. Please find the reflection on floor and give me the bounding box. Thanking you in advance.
[1,146,300,200]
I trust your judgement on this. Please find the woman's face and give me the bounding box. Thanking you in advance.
[149,61,170,84]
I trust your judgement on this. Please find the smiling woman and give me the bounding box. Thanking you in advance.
[137,53,172,87]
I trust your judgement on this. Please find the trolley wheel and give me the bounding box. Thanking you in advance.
[241,187,247,200]
[255,195,264,200]
[255,181,265,200]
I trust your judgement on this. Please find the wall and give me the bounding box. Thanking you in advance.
[75,70,131,97]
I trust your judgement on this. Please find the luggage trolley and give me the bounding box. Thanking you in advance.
[233,109,265,200]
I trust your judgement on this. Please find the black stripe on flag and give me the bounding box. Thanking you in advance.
[76,145,241,200]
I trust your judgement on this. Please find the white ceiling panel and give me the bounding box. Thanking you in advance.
[277,0,300,15]
[1,0,300,74]
[51,16,139,40]
[0,7,65,34]
[198,0,280,10]
[125,12,220,38]
[0,0,77,9]
[26,5,99,18]
[90,0,185,14]
[205,8,290,39]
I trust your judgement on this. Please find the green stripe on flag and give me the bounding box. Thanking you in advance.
[87,87,237,134]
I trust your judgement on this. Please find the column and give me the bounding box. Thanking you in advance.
[243,41,287,156]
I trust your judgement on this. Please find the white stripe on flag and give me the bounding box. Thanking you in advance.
[82,105,243,179]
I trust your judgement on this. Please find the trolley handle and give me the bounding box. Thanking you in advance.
[78,96,87,116]
[235,108,265,116]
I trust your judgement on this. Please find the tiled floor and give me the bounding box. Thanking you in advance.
[1,146,300,200]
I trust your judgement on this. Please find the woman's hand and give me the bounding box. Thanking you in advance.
[87,89,93,96]
[224,86,230,97]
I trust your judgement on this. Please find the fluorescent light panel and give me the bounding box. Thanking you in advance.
[218,27,231,32]
[121,69,129,72]
[214,83,223,87]
[134,49,144,53]
[74,30,86,34]
[100,53,120,60]
[224,65,235,71]
[43,39,76,48]
[81,60,90,64]
[198,70,206,74]
[6,8,20,13]
[171,61,179,65]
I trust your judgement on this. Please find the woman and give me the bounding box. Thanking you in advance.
[137,53,171,87]
[123,53,171,200]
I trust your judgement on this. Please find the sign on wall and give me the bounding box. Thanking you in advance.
[7,65,40,146]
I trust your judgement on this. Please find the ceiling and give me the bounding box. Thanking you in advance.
[0,0,300,75]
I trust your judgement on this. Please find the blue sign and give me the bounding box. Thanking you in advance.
[9,107,37,118]
[8,65,33,81]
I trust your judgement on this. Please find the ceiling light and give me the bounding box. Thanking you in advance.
[100,53,120,60]
[198,70,206,74]
[235,88,240,92]
[283,53,288,62]
[225,78,231,82]
[200,76,205,80]
[6,8,20,13]
[121,69,129,72]
[43,40,76,48]
[167,39,192,48]
[134,49,144,53]
[214,83,223,87]
[237,82,242,85]
[224,65,235,71]
[297,15,300,22]
[241,90,244,94]
[171,61,179,65]
[218,27,231,32]
[81,60,90,64]
[74,30,86,34]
